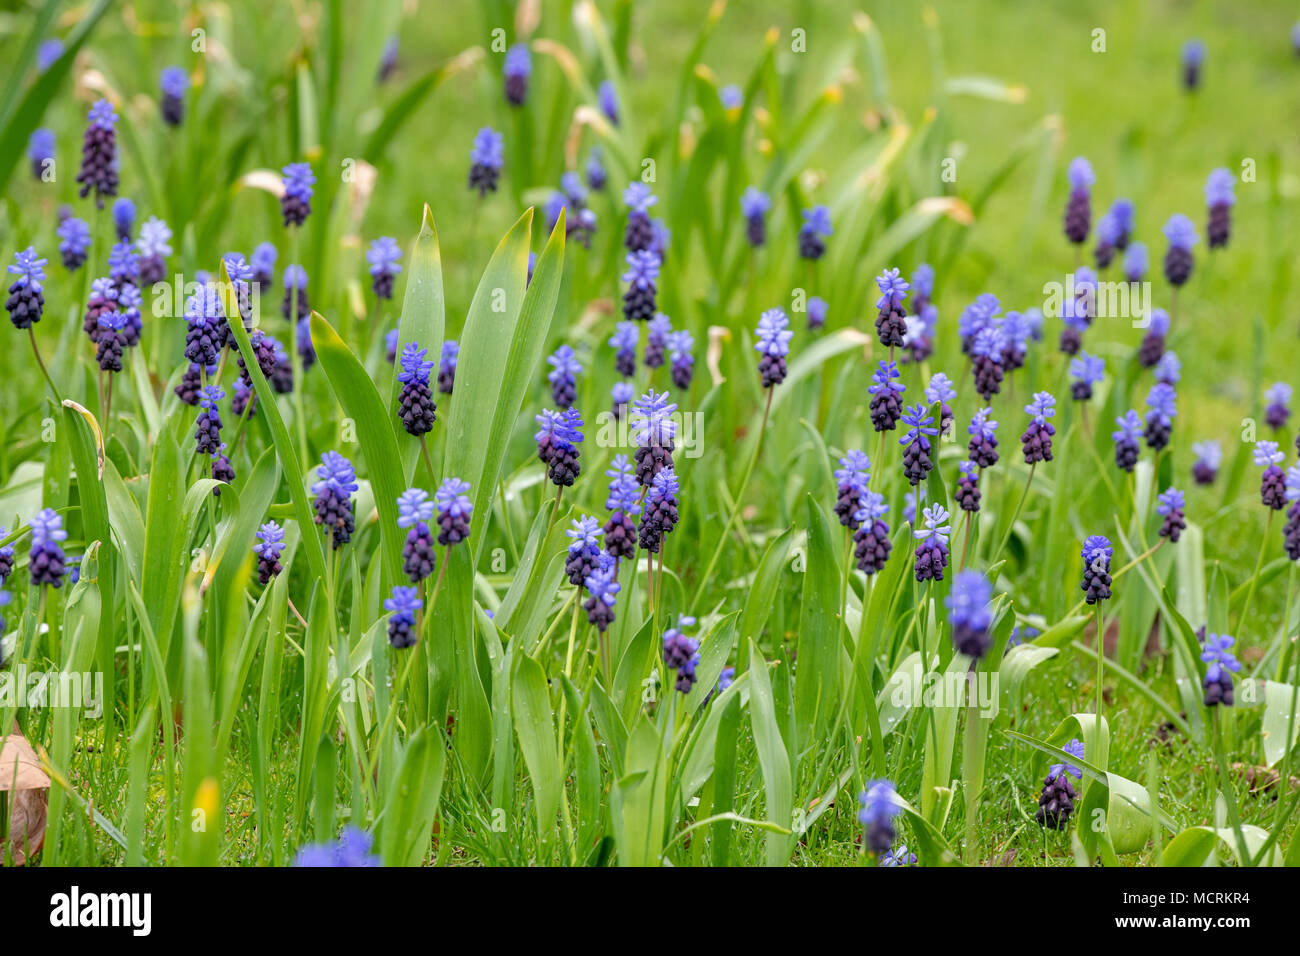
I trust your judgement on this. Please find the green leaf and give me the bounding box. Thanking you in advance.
[388,205,445,484]
[747,640,793,866]
[310,311,405,583]
[378,725,448,867]
[793,496,841,754]
[512,652,561,852]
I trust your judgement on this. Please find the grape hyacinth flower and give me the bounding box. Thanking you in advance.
[95,307,128,372]
[565,515,605,586]
[899,404,938,486]
[1093,204,1126,269]
[434,477,473,547]
[438,340,458,394]
[232,378,255,419]
[36,38,63,72]
[663,620,700,693]
[1201,633,1241,707]
[1081,535,1113,604]
[644,313,671,368]
[116,281,143,345]
[1035,739,1084,830]
[1284,465,1300,561]
[611,381,634,421]
[397,489,436,584]
[366,237,402,300]
[798,205,832,261]
[1123,241,1148,284]
[1182,39,1205,91]
[194,385,225,454]
[1058,285,1091,357]
[384,586,423,649]
[1156,488,1187,542]
[184,283,223,367]
[57,216,91,271]
[1137,308,1170,368]
[1068,352,1105,401]
[253,521,285,585]
[638,467,680,554]
[880,846,917,867]
[623,182,658,253]
[807,296,827,332]
[972,408,998,468]
[1204,168,1235,249]
[0,527,13,583]
[312,452,359,549]
[237,328,281,394]
[112,197,135,241]
[1256,441,1287,510]
[293,827,381,868]
[282,264,309,321]
[926,373,957,438]
[396,341,438,437]
[251,242,277,290]
[858,779,901,856]
[76,99,119,207]
[584,552,620,633]
[603,455,641,560]
[610,321,638,377]
[281,162,315,227]
[585,148,606,192]
[852,492,892,575]
[1144,383,1178,452]
[1021,392,1057,464]
[621,249,661,321]
[754,308,792,388]
[971,326,1005,401]
[160,66,188,125]
[833,449,871,530]
[28,508,68,587]
[999,311,1032,372]
[535,407,584,487]
[741,187,771,247]
[668,330,694,389]
[137,217,173,285]
[1062,157,1095,247]
[947,569,993,659]
[874,268,909,348]
[1162,214,1198,288]
[955,460,981,513]
[28,126,54,180]
[6,248,47,329]
[598,80,619,126]
[1112,410,1142,473]
[212,443,236,493]
[910,263,935,312]
[868,360,905,432]
[1192,439,1221,485]
[1154,350,1181,386]
[107,240,139,294]
[547,344,582,408]
[914,504,951,582]
[1265,382,1291,431]
[903,303,937,363]
[503,43,531,106]
[958,293,999,355]
[631,390,677,486]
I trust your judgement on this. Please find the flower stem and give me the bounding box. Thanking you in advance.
[691,386,773,611]
[28,328,61,403]
[1236,510,1274,640]
[990,462,1035,567]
